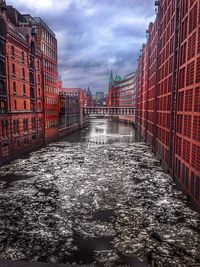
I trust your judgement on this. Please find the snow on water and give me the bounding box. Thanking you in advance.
[0,142,200,267]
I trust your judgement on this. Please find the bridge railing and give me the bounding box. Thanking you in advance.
[83,107,136,115]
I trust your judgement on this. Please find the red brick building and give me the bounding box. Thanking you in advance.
[0,1,44,165]
[58,87,89,127]
[107,71,121,107]
[4,3,59,145]
[136,0,200,210]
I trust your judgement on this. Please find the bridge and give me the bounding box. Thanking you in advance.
[83,106,136,115]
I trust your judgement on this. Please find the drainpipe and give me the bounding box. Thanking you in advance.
[169,0,180,172]
[6,40,13,146]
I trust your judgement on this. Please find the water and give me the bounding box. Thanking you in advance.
[62,118,137,144]
[0,119,200,267]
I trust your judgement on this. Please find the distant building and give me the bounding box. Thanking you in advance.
[94,91,104,106]
[59,95,80,129]
[107,71,122,107]
[84,87,93,107]
[58,87,89,129]
[102,95,107,107]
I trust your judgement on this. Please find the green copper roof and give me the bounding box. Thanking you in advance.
[114,75,122,82]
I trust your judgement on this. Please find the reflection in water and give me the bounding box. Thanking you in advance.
[61,118,137,144]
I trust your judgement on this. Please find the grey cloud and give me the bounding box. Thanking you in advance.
[7,0,155,92]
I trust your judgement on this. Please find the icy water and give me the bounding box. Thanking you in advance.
[0,119,200,267]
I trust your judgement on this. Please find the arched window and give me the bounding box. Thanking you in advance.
[0,19,6,38]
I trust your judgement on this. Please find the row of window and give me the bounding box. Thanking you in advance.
[59,91,79,96]
[13,82,41,96]
[42,29,57,49]
[42,43,56,61]
[1,118,43,138]
[46,120,58,129]
[12,99,42,111]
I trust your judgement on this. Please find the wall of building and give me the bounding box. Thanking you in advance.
[0,4,45,166]
[136,0,200,209]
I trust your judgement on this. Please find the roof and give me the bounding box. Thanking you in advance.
[114,75,123,82]
[8,23,27,43]
[34,17,55,37]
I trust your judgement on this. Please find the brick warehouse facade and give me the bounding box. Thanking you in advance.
[0,1,44,165]
[136,0,200,209]
[5,7,59,143]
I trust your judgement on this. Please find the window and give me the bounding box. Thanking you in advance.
[30,102,35,111]
[22,52,25,63]
[23,119,28,133]
[0,100,6,114]
[12,64,15,75]
[26,119,28,132]
[22,68,25,79]
[24,101,26,110]
[0,60,5,76]
[30,72,34,84]
[23,84,26,95]
[30,87,34,99]
[0,80,6,95]
[30,41,35,56]
[17,120,19,134]
[14,100,17,110]
[11,46,15,57]
[1,120,8,138]
[13,120,17,134]
[32,118,36,131]
[13,82,16,94]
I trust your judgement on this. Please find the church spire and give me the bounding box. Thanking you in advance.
[109,70,113,84]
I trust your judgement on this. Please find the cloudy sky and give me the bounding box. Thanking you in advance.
[7,0,155,92]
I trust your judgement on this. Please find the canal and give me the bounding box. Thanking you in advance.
[0,118,200,267]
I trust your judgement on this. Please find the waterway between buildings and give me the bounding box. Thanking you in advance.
[0,118,200,267]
